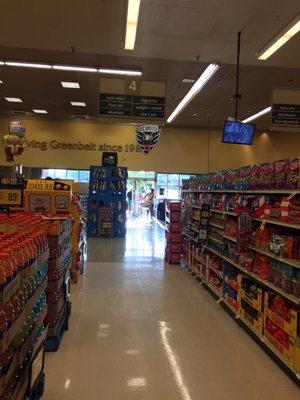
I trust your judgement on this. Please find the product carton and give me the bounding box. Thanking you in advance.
[264,330,295,367]
[264,292,298,338]
[238,275,264,312]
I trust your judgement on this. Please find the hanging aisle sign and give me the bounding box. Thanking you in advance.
[271,88,300,130]
[136,125,161,155]
[99,78,166,120]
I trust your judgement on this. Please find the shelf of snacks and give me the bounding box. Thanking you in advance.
[0,212,49,399]
[165,202,182,264]
[181,159,300,380]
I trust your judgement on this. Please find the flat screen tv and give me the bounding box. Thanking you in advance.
[222,121,255,145]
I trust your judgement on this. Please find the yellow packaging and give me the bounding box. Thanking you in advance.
[264,292,298,338]
[238,275,264,311]
[264,330,295,367]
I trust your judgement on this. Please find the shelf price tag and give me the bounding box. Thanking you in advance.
[259,220,266,230]
[0,188,23,206]
[288,191,297,200]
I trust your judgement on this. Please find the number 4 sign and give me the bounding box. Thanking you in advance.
[126,79,141,95]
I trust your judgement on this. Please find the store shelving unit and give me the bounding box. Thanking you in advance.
[181,259,300,382]
[181,184,300,382]
[87,165,127,238]
[165,202,182,264]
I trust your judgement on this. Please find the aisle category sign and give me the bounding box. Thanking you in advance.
[271,88,300,129]
[99,78,166,120]
[99,94,165,119]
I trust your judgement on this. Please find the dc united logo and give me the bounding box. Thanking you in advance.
[136,125,161,155]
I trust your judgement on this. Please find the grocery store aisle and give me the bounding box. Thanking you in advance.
[44,217,299,399]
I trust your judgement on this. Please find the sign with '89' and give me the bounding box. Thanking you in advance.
[0,188,23,206]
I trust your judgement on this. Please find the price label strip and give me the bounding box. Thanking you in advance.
[0,188,23,206]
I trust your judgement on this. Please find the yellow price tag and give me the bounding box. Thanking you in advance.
[260,220,266,230]
[0,188,22,206]
[288,191,297,200]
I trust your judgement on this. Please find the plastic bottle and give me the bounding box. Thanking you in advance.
[0,253,14,283]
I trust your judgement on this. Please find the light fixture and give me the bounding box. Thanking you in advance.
[0,61,4,65]
[242,106,271,123]
[61,81,80,88]
[125,0,141,50]
[258,14,300,60]
[53,65,97,73]
[167,63,219,124]
[33,109,48,114]
[182,79,195,83]
[5,61,52,69]
[98,68,142,76]
[0,80,3,84]
[71,101,86,107]
[5,97,23,102]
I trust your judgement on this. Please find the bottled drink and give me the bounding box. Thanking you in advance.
[0,253,14,283]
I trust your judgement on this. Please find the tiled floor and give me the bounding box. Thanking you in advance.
[44,216,299,399]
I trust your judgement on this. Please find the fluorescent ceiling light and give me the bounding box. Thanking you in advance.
[242,106,271,123]
[125,0,141,50]
[71,101,86,107]
[33,109,48,114]
[0,61,4,65]
[258,15,300,60]
[5,61,52,69]
[182,79,195,83]
[61,81,80,88]
[167,63,219,124]
[0,80,3,84]
[5,97,22,102]
[53,65,97,72]
[98,68,142,76]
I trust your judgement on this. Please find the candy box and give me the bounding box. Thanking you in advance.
[274,159,288,189]
[264,292,298,338]
[264,317,295,366]
[238,275,264,311]
[239,298,263,334]
[285,158,300,189]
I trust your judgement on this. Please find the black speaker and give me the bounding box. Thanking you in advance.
[102,152,118,167]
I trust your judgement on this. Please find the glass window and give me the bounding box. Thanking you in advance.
[145,171,155,179]
[78,170,90,182]
[157,173,168,185]
[180,174,190,185]
[66,170,79,181]
[54,169,67,180]
[168,174,180,186]
[42,169,55,179]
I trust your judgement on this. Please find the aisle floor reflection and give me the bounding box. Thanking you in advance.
[44,216,299,399]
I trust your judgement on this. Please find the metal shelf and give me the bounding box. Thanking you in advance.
[250,245,300,270]
[208,236,223,245]
[183,189,300,195]
[204,246,300,305]
[192,216,201,222]
[181,260,300,382]
[223,234,237,243]
[210,222,225,229]
[211,209,237,216]
[253,217,300,230]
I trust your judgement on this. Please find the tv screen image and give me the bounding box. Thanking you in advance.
[222,121,255,145]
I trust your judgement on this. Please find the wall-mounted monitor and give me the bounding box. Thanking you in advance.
[222,121,255,145]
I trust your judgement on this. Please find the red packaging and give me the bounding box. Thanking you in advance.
[274,159,288,189]
[285,158,300,189]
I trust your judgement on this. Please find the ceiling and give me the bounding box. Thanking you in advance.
[0,0,299,129]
